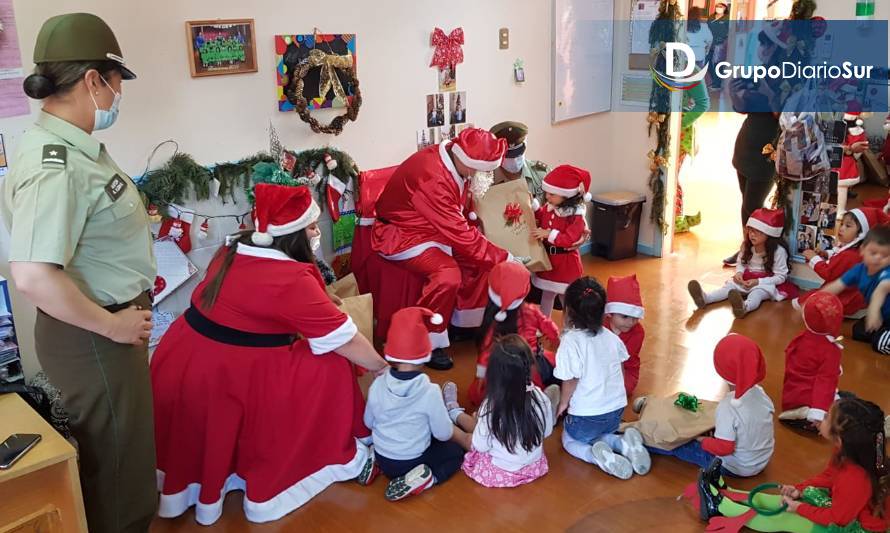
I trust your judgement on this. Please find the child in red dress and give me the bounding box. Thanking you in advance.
[795,208,885,317]
[603,275,646,397]
[531,165,591,317]
[780,292,844,432]
[469,261,560,407]
[694,398,889,533]
[836,105,868,219]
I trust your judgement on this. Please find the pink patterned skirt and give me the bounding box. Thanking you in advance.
[461,450,549,488]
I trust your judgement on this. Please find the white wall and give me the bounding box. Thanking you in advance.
[0,0,656,377]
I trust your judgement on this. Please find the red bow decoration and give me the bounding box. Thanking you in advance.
[503,203,522,226]
[430,27,464,69]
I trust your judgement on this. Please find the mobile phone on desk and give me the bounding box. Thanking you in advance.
[0,433,42,469]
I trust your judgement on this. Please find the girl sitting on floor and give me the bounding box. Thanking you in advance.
[694,397,889,533]
[553,277,651,480]
[795,208,886,318]
[444,335,559,488]
[688,208,797,319]
[469,262,560,407]
[603,275,646,397]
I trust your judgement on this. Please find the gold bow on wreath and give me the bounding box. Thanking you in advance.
[647,149,668,171]
[306,48,354,101]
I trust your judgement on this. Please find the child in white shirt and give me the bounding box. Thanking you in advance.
[554,277,651,480]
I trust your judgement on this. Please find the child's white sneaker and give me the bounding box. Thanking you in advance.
[442,381,464,423]
[620,428,651,475]
[385,464,434,501]
[590,441,633,480]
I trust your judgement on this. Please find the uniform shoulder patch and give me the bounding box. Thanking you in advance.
[42,145,67,167]
[104,174,127,201]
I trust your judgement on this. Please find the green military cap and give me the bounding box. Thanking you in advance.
[490,121,529,146]
[33,13,136,80]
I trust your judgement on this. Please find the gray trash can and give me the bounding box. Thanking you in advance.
[590,191,647,260]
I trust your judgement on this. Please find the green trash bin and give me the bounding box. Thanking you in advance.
[590,191,647,260]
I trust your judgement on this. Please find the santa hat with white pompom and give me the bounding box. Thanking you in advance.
[384,307,444,364]
[713,334,767,407]
[488,261,531,322]
[250,183,320,247]
[542,165,593,201]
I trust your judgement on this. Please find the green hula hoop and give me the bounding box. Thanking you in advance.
[747,483,789,516]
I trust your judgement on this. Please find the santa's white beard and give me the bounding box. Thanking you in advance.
[469,171,494,197]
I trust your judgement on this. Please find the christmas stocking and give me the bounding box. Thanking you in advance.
[159,217,192,254]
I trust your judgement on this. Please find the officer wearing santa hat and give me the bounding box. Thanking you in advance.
[780,291,844,431]
[372,128,512,370]
[604,275,646,397]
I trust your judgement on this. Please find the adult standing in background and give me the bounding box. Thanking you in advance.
[1,14,157,532]
[708,2,730,90]
[489,121,549,202]
[685,7,713,69]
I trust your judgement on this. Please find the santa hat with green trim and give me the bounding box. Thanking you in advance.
[384,307,444,364]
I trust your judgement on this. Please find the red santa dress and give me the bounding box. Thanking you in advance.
[782,291,844,422]
[469,303,560,406]
[604,317,645,397]
[152,244,368,525]
[839,129,867,187]
[798,247,865,316]
[531,203,586,294]
[372,141,508,347]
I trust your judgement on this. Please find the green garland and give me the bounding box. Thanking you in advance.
[247,147,361,209]
[139,152,273,209]
[646,0,681,234]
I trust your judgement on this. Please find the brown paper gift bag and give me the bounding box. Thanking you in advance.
[473,179,552,272]
[619,393,718,450]
[325,274,373,341]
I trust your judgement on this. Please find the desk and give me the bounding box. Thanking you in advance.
[0,394,86,532]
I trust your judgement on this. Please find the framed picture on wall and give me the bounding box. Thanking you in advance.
[186,19,258,77]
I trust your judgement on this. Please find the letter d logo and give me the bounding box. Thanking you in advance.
[666,42,695,78]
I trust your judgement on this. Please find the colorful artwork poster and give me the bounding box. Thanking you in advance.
[276,34,357,112]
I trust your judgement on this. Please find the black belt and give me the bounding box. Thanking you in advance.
[104,291,153,313]
[547,245,573,255]
[184,306,295,348]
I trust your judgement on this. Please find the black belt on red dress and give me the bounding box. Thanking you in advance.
[547,245,573,255]
[184,306,295,347]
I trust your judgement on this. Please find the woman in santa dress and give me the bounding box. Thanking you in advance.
[151,184,388,526]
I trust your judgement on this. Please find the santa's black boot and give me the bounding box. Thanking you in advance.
[426,348,454,371]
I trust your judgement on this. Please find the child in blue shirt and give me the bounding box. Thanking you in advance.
[825,225,890,355]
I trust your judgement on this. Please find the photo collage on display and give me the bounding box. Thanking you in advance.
[417,64,471,150]
[797,170,839,254]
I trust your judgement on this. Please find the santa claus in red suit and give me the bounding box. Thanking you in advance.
[836,103,868,217]
[779,291,844,432]
[372,128,512,370]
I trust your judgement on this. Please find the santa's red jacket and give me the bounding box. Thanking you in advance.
[371,143,508,267]
[782,330,842,419]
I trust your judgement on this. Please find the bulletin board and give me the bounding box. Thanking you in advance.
[552,0,614,122]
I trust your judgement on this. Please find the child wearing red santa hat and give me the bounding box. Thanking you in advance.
[779,292,844,432]
[795,207,887,317]
[604,275,646,397]
[647,334,775,476]
[469,261,561,407]
[836,103,869,218]
[688,208,797,318]
[364,307,469,501]
[531,165,592,317]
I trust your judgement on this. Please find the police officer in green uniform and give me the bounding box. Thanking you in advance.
[489,121,549,201]
[1,13,156,533]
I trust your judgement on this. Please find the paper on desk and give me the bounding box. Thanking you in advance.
[149,311,175,348]
[153,237,198,305]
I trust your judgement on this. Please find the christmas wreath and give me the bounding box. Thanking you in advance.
[285,49,362,136]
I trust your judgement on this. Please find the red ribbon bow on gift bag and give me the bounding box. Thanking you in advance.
[430,27,464,68]
[503,203,523,226]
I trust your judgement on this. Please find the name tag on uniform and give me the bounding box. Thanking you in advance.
[41,145,67,167]
[104,174,127,201]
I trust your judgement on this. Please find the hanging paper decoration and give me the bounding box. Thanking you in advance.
[429,27,464,69]
[159,217,193,253]
[198,218,210,239]
[153,276,167,298]
[209,178,221,198]
[239,217,247,231]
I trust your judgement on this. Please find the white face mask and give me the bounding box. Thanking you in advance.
[90,76,121,131]
[310,234,322,252]
[502,155,526,174]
